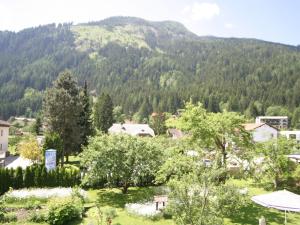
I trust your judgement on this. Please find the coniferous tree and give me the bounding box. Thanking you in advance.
[24,167,34,188]
[14,167,23,189]
[43,70,82,165]
[79,81,93,146]
[33,116,42,135]
[94,93,114,133]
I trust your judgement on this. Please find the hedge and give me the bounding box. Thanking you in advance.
[0,165,81,195]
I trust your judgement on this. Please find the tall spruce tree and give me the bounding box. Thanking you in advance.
[79,81,93,146]
[43,70,81,165]
[94,93,114,133]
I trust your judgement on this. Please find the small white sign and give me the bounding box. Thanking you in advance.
[45,149,56,171]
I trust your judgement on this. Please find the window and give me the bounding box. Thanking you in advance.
[0,144,2,150]
[0,130,2,136]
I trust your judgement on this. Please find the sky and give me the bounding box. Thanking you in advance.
[0,0,299,46]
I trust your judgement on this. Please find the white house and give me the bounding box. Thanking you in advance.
[0,120,10,159]
[280,130,300,143]
[255,116,288,130]
[244,123,278,142]
[108,123,155,137]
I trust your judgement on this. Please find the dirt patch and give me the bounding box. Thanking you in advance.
[15,208,29,221]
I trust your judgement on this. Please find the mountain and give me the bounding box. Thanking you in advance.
[1,16,300,122]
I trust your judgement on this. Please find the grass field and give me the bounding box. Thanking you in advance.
[4,179,300,225]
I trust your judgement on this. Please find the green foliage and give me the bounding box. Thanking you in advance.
[292,107,300,129]
[266,105,290,117]
[0,165,80,194]
[43,132,63,165]
[33,116,42,135]
[1,213,17,223]
[113,106,126,123]
[14,167,23,189]
[94,93,114,133]
[167,170,246,225]
[79,81,94,146]
[28,211,47,223]
[0,197,5,222]
[43,70,82,164]
[81,134,163,193]
[24,167,34,188]
[169,102,253,172]
[2,17,300,128]
[47,196,84,225]
[255,137,297,189]
[150,113,167,135]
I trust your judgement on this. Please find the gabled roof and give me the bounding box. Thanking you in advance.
[243,123,278,131]
[108,123,155,137]
[0,120,10,127]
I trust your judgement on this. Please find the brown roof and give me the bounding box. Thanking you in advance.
[243,123,271,131]
[0,120,10,127]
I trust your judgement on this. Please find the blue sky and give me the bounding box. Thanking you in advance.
[0,0,299,45]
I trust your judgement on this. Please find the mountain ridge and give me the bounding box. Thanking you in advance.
[0,16,300,122]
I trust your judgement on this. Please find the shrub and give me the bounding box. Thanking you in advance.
[104,208,117,219]
[28,211,47,223]
[14,167,24,189]
[0,198,5,222]
[2,213,17,223]
[47,196,84,225]
[24,166,34,187]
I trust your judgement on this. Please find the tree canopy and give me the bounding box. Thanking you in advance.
[80,134,163,193]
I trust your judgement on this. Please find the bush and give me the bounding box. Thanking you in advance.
[2,213,17,223]
[104,208,117,219]
[47,196,84,225]
[0,198,5,222]
[14,167,24,189]
[28,211,47,223]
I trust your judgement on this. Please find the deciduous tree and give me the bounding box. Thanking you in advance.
[18,137,42,163]
[81,134,162,193]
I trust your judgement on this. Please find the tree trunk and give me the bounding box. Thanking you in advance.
[273,176,279,189]
[122,182,129,194]
[61,149,64,167]
[221,145,227,167]
[66,154,69,163]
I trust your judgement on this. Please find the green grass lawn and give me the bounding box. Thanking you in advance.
[4,179,300,225]
[81,180,300,225]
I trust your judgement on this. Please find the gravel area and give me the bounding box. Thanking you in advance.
[6,187,87,199]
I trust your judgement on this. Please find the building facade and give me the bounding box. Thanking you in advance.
[244,123,278,142]
[255,116,288,130]
[0,120,10,158]
[280,130,300,143]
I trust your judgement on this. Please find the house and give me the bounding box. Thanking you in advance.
[244,123,278,142]
[0,120,10,164]
[280,130,300,143]
[255,116,288,130]
[108,123,155,137]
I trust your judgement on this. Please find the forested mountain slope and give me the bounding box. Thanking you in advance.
[1,16,300,122]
